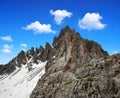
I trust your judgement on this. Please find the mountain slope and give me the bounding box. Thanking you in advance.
[1,26,120,98]
[0,61,47,98]
[30,26,120,98]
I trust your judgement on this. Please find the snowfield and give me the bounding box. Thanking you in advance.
[0,61,47,98]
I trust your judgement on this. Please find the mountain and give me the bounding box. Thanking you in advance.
[0,62,46,98]
[1,26,120,98]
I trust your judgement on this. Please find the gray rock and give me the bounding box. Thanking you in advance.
[1,26,120,98]
[31,26,120,98]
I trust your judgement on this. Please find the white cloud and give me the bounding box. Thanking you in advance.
[20,43,27,47]
[50,9,73,25]
[2,44,13,54]
[0,36,12,42]
[22,21,56,34]
[20,43,27,51]
[78,12,106,30]
[21,48,26,51]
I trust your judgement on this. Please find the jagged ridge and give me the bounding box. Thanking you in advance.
[29,26,120,98]
[2,26,119,98]
[0,26,108,75]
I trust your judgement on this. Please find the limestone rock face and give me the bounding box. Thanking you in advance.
[30,26,120,98]
[41,42,54,62]
[52,26,108,63]
[1,26,120,98]
[0,50,27,74]
[17,50,27,66]
[0,43,54,74]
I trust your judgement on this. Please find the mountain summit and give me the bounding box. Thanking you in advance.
[0,26,108,75]
[1,26,120,98]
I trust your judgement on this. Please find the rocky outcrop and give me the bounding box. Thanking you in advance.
[1,26,119,98]
[0,41,54,74]
[36,53,120,98]
[30,26,120,98]
[0,50,26,74]
[41,42,54,61]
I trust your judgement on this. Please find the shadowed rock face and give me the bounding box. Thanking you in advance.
[29,26,120,98]
[0,26,107,74]
[0,50,27,74]
[0,43,53,74]
[1,26,120,98]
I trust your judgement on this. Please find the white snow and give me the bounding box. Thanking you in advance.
[0,61,47,98]
[53,56,56,59]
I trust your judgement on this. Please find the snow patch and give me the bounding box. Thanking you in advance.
[0,61,47,98]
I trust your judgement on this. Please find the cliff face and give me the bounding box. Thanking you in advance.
[31,54,120,98]
[0,26,107,75]
[1,26,120,98]
[0,43,54,75]
[30,26,120,98]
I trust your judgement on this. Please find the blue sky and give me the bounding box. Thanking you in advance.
[0,0,120,64]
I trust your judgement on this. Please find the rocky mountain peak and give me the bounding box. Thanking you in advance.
[52,26,108,65]
[16,50,27,66]
[53,26,81,45]
[1,26,120,98]
[58,26,75,38]
[30,27,120,98]
[0,26,108,75]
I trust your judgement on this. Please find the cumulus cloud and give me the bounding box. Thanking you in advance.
[22,21,56,34]
[0,36,12,42]
[21,48,26,51]
[2,44,13,54]
[20,43,27,47]
[50,9,73,25]
[20,43,27,51]
[78,12,106,30]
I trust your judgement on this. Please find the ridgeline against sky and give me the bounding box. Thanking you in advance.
[0,0,119,64]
